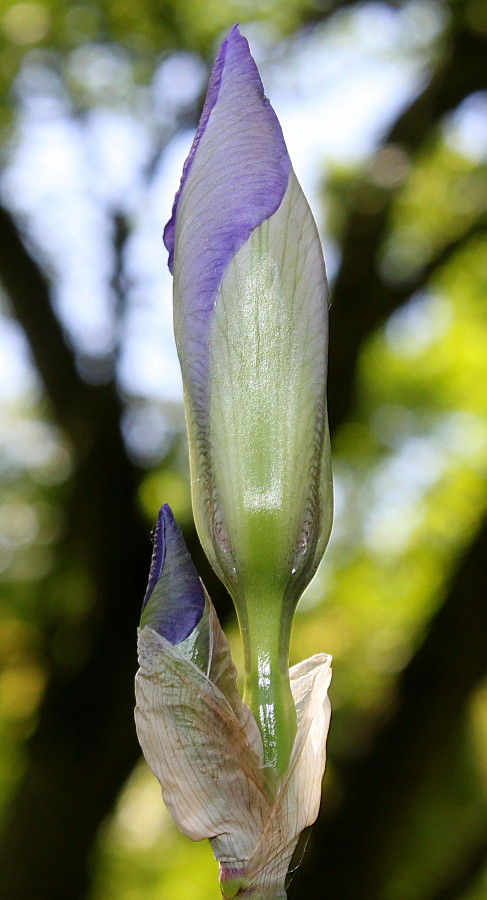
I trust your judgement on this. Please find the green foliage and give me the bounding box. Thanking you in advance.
[93,762,220,900]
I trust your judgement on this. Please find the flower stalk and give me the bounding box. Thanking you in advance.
[135,24,333,898]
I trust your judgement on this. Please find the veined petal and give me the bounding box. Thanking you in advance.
[218,654,332,899]
[201,168,332,602]
[135,622,332,900]
[140,504,205,646]
[165,24,291,426]
[135,608,268,862]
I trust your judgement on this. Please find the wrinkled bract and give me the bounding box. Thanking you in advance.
[135,606,332,899]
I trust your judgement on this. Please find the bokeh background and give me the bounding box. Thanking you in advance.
[0,0,486,898]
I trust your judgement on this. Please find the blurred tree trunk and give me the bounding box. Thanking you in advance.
[0,205,226,898]
[0,205,147,898]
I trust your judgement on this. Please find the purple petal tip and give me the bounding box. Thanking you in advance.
[163,27,237,270]
[164,25,291,425]
[141,505,205,644]
[142,506,166,609]
[163,25,290,277]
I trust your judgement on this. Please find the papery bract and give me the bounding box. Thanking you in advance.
[135,618,332,899]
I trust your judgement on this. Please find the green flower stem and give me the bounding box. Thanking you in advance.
[239,590,297,783]
[222,895,285,900]
[220,879,287,900]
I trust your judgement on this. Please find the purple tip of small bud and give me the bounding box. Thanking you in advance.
[142,506,166,610]
[141,504,205,645]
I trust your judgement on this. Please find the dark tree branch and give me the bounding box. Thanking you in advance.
[327,21,487,434]
[0,205,91,447]
[387,26,487,150]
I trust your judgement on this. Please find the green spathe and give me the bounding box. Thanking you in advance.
[188,170,333,773]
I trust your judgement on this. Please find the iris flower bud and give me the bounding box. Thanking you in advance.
[140,504,210,671]
[136,28,334,894]
[163,25,332,775]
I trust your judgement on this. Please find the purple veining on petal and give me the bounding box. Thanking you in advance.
[140,504,205,644]
[166,25,291,419]
[163,26,231,274]
[142,506,165,609]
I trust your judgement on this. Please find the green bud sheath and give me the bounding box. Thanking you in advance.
[165,27,332,778]
[200,170,332,775]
